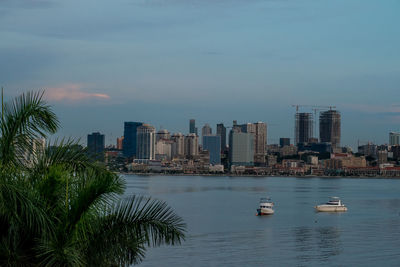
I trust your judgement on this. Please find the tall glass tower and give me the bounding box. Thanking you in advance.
[123,122,143,158]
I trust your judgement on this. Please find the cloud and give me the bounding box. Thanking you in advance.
[45,84,110,101]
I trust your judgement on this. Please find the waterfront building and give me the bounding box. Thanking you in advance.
[266,155,277,166]
[203,135,221,165]
[116,136,124,150]
[156,129,171,141]
[389,132,400,146]
[295,113,313,145]
[189,119,198,135]
[319,110,341,147]
[136,124,156,160]
[123,121,143,158]
[184,133,199,157]
[87,132,105,160]
[171,133,185,158]
[324,154,366,169]
[229,129,254,166]
[280,138,290,147]
[216,123,227,152]
[378,150,388,164]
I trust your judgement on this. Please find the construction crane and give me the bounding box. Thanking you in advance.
[291,104,336,113]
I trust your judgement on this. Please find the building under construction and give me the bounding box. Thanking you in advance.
[319,110,341,147]
[295,113,313,145]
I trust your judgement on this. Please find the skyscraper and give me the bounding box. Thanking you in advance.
[319,110,341,147]
[123,122,143,158]
[87,132,105,160]
[171,133,185,158]
[203,135,221,165]
[201,123,212,142]
[295,113,313,145]
[156,129,171,141]
[136,124,156,160]
[189,119,198,135]
[229,129,254,166]
[184,133,199,157]
[216,123,227,152]
[240,122,267,164]
[389,132,400,146]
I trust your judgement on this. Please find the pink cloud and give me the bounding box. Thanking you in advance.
[45,84,110,101]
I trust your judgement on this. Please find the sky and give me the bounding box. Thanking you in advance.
[1,0,400,149]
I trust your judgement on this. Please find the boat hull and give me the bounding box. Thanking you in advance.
[315,205,347,212]
[257,208,274,215]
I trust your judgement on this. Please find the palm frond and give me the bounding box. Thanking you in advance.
[84,196,186,266]
[67,170,125,233]
[29,138,103,178]
[0,91,59,167]
[0,179,53,237]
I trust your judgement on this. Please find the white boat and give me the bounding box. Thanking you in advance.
[257,197,274,215]
[315,197,348,212]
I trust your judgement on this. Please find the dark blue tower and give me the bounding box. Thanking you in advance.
[123,122,143,158]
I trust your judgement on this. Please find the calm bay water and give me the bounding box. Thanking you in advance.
[123,175,400,266]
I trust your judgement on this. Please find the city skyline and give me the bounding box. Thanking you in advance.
[1,0,400,148]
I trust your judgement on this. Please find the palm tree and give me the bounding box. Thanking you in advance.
[0,90,186,266]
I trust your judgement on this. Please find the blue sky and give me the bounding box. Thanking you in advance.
[1,0,400,148]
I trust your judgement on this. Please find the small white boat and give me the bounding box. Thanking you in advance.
[315,197,348,212]
[257,197,274,215]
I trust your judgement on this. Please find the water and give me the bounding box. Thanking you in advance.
[123,175,400,266]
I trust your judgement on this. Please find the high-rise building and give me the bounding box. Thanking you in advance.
[201,124,212,143]
[156,129,171,141]
[123,122,143,158]
[216,123,227,152]
[184,133,199,157]
[87,132,105,160]
[295,113,313,145]
[229,129,254,166]
[136,124,156,160]
[155,139,172,161]
[280,138,290,147]
[116,136,124,150]
[203,135,221,165]
[319,110,341,147]
[389,132,400,146]
[189,119,198,135]
[171,133,185,158]
[240,122,267,164]
[23,138,46,165]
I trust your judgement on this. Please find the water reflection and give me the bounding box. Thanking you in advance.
[142,186,271,195]
[316,227,342,260]
[294,226,342,263]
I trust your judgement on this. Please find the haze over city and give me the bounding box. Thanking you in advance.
[1,0,400,148]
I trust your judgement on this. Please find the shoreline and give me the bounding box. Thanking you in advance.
[117,172,400,179]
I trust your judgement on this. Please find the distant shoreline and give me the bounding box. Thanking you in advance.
[117,172,400,179]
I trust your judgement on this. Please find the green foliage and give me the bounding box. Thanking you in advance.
[0,91,186,266]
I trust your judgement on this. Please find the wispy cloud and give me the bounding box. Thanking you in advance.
[45,84,110,101]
